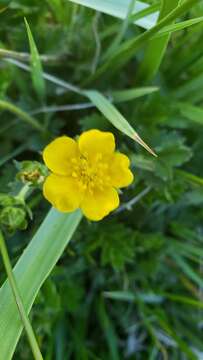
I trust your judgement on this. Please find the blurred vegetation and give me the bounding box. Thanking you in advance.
[1,0,203,359]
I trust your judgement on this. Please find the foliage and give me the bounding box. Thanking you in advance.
[1,0,203,358]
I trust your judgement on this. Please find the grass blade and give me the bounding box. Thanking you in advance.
[68,0,159,30]
[137,0,180,82]
[4,58,156,155]
[24,18,46,100]
[0,208,82,359]
[85,90,157,156]
[85,0,199,84]
[103,0,137,59]
[176,102,203,126]
[0,231,43,360]
[154,16,203,38]
[111,86,159,103]
[0,99,45,133]
[171,253,203,288]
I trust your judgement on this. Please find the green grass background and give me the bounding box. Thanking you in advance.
[1,0,203,358]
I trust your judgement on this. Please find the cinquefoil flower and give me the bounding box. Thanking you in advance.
[43,129,134,221]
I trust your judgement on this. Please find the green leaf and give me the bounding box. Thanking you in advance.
[111,86,159,103]
[24,18,46,100]
[84,90,157,156]
[67,0,159,30]
[0,208,82,359]
[5,58,156,155]
[103,0,137,59]
[86,0,199,83]
[137,0,180,82]
[0,99,45,133]
[97,299,120,360]
[171,253,203,288]
[176,169,203,186]
[154,16,203,38]
[177,102,203,125]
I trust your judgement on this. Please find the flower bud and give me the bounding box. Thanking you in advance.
[0,206,27,233]
[0,194,21,207]
[16,161,48,186]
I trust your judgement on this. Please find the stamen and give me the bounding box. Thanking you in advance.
[70,152,111,192]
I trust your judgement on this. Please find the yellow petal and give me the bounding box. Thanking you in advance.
[109,152,134,188]
[81,187,119,221]
[78,129,115,159]
[43,136,79,175]
[43,174,83,212]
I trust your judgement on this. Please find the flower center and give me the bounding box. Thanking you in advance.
[70,153,111,193]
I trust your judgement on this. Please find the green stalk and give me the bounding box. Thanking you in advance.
[15,184,31,202]
[0,230,43,360]
[0,100,45,133]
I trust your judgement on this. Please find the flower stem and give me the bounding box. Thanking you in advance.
[16,183,31,202]
[0,230,43,360]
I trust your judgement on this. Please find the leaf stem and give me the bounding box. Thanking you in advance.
[0,230,44,360]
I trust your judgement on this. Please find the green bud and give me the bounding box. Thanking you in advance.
[0,194,21,207]
[0,206,27,233]
[16,160,48,186]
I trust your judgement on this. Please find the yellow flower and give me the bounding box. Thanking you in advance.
[42,129,134,221]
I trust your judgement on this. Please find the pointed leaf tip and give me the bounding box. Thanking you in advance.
[134,133,157,157]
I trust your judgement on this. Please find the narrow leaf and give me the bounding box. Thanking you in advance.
[0,99,45,133]
[24,18,46,100]
[177,102,203,125]
[154,16,203,38]
[4,58,156,155]
[111,86,159,103]
[85,90,157,156]
[86,0,199,83]
[68,0,159,30]
[137,0,180,82]
[172,253,203,288]
[0,208,82,359]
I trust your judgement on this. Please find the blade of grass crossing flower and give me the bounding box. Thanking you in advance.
[137,0,180,82]
[0,231,43,360]
[24,18,46,100]
[84,90,157,156]
[0,209,82,359]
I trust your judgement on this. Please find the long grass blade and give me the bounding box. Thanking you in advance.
[68,0,159,30]
[24,18,46,100]
[0,208,82,359]
[85,90,157,156]
[137,0,180,82]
